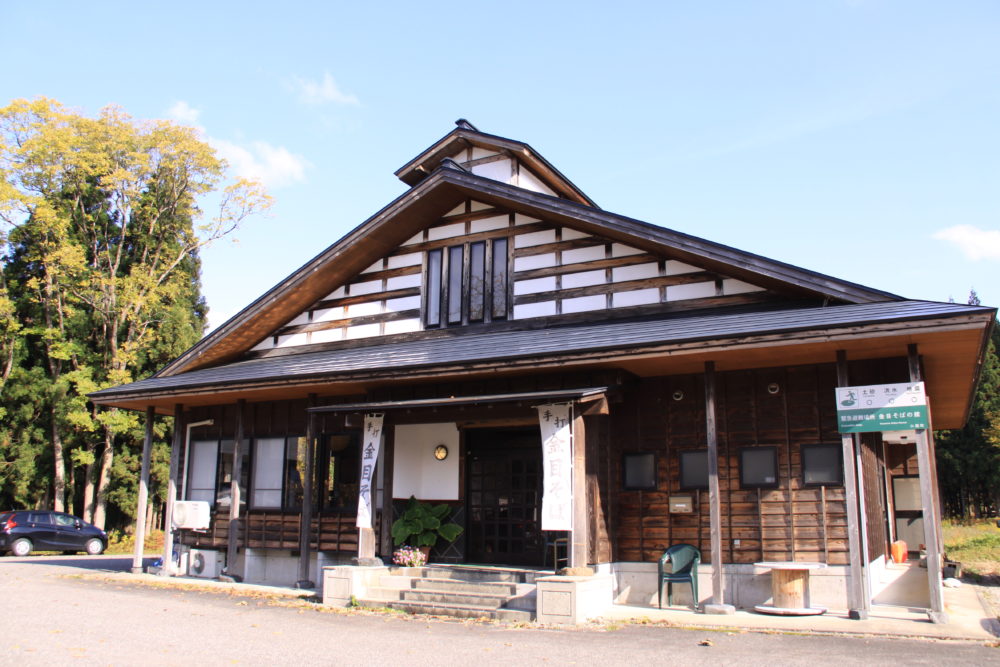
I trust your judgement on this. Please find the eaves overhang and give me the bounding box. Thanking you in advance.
[90,301,995,429]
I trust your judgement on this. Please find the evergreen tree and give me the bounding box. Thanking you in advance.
[0,98,269,529]
[935,289,1000,517]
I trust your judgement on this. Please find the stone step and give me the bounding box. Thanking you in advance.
[401,588,509,608]
[411,577,518,595]
[419,565,540,584]
[379,599,533,622]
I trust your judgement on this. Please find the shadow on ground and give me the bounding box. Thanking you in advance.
[0,554,153,573]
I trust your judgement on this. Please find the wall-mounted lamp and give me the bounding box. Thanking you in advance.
[434,444,449,461]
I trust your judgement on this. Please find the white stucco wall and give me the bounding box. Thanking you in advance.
[392,423,460,500]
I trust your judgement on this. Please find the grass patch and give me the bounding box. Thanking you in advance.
[943,520,1000,581]
[104,528,164,555]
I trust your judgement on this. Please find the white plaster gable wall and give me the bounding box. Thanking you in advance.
[252,205,769,352]
[392,423,460,501]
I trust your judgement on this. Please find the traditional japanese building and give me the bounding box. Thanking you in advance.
[91,120,995,621]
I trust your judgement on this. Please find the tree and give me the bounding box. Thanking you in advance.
[0,98,270,528]
[935,289,1000,518]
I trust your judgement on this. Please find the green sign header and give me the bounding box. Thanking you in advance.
[835,382,928,433]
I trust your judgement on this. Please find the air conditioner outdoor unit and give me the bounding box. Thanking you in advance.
[188,548,225,578]
[172,501,211,530]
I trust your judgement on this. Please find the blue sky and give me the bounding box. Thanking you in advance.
[6,1,999,330]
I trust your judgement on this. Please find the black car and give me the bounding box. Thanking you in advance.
[0,510,107,556]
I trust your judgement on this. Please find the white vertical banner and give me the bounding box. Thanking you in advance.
[356,413,384,529]
[537,403,573,531]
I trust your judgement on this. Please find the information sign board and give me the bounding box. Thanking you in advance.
[835,382,928,433]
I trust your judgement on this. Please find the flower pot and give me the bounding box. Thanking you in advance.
[418,546,431,563]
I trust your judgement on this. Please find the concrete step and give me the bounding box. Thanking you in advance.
[419,565,540,584]
[401,588,509,608]
[380,599,533,622]
[411,577,518,595]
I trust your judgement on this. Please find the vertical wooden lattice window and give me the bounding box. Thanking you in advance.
[491,238,508,320]
[447,245,464,324]
[469,241,486,322]
[426,249,443,327]
[425,238,509,328]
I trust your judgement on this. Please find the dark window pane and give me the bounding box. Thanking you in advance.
[284,436,307,509]
[448,245,464,324]
[679,450,709,489]
[426,249,442,326]
[623,452,656,490]
[469,241,486,322]
[491,238,508,319]
[739,447,778,488]
[321,433,360,511]
[802,443,842,485]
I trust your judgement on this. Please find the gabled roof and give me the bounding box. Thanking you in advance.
[155,159,902,378]
[394,119,599,208]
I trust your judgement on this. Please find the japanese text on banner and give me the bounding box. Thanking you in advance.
[537,403,573,531]
[356,413,384,529]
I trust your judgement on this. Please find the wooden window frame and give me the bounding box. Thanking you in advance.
[248,436,310,511]
[622,452,657,491]
[424,237,510,328]
[678,449,709,490]
[801,442,843,487]
[738,446,780,489]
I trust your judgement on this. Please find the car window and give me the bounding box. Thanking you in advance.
[28,512,53,524]
[53,514,76,527]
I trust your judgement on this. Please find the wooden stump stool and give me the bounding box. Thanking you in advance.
[753,562,827,616]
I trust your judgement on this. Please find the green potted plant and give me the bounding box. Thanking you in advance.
[390,496,463,560]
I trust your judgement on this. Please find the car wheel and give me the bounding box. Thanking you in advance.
[10,538,32,557]
[84,538,104,555]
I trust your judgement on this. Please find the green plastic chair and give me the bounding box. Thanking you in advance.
[657,544,701,609]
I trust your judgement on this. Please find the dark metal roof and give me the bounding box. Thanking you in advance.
[307,387,608,413]
[90,300,993,402]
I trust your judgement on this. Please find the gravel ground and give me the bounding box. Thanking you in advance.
[2,555,998,666]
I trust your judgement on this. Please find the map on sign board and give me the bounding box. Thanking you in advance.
[835,382,928,433]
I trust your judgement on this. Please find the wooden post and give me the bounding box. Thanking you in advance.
[225,399,246,578]
[704,362,726,610]
[160,404,183,576]
[378,424,395,561]
[908,344,948,623]
[297,407,317,588]
[570,409,589,569]
[132,406,155,574]
[854,432,871,604]
[836,351,868,619]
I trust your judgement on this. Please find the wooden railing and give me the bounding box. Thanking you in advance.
[177,509,373,553]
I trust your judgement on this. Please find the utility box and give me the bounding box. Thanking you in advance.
[172,501,211,530]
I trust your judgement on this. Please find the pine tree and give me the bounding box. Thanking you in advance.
[934,289,1000,517]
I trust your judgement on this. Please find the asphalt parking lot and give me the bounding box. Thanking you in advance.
[1,555,996,666]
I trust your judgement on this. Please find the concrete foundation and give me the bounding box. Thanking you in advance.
[232,549,352,591]
[609,561,850,610]
[535,574,615,625]
[323,565,391,606]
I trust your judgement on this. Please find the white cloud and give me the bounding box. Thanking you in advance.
[167,100,202,127]
[211,138,309,188]
[292,72,360,106]
[933,225,1000,261]
[164,101,309,188]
